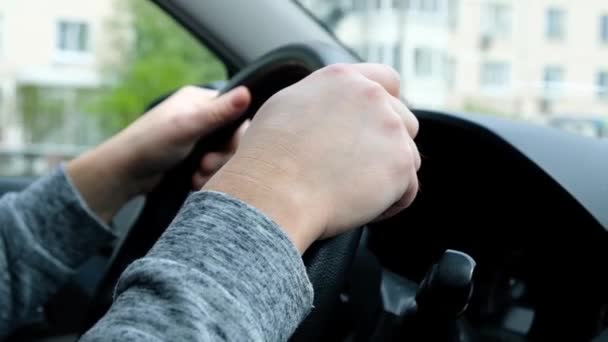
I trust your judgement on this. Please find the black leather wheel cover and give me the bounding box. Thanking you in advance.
[82,42,362,340]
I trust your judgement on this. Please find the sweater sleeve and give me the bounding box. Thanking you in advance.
[81,191,314,341]
[0,166,115,338]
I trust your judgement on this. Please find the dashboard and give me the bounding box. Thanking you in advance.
[357,110,608,341]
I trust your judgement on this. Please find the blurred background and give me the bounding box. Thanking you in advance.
[0,0,605,177]
[0,0,225,176]
[298,0,608,137]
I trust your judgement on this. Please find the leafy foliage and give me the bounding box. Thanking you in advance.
[89,0,226,133]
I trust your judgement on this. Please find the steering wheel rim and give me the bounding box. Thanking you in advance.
[82,42,362,340]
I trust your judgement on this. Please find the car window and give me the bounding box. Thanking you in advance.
[0,0,226,176]
[297,0,608,139]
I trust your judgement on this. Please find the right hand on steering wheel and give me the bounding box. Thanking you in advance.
[205,63,421,253]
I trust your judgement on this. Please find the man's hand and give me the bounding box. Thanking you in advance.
[204,64,420,253]
[67,86,251,222]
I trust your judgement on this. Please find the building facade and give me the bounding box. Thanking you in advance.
[299,0,608,127]
[0,0,118,150]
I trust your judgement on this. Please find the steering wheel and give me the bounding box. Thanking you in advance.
[83,42,362,341]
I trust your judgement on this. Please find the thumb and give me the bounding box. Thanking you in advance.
[193,86,251,137]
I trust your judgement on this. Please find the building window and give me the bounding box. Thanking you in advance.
[364,42,400,68]
[57,21,90,53]
[353,0,367,11]
[0,16,3,57]
[339,0,354,11]
[366,43,382,63]
[370,0,395,10]
[407,0,439,13]
[392,0,409,9]
[352,0,391,11]
[597,71,608,100]
[368,43,378,62]
[546,8,565,40]
[393,44,402,73]
[445,56,456,89]
[543,66,564,96]
[448,0,459,30]
[377,44,385,62]
[418,0,439,12]
[600,15,608,43]
[481,62,510,88]
[482,3,511,38]
[357,43,369,60]
[414,48,433,77]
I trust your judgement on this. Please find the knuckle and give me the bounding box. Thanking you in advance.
[322,63,352,76]
[393,138,414,173]
[176,85,198,97]
[407,176,420,202]
[413,143,422,171]
[168,110,191,130]
[382,64,401,85]
[399,172,419,209]
[200,155,216,172]
[382,112,404,133]
[361,81,385,101]
[203,159,221,173]
[408,110,420,137]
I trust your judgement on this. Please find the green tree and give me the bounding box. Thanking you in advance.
[91,0,226,133]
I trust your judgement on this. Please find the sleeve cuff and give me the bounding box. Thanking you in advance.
[61,163,115,235]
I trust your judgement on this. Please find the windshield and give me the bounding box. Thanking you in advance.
[296,0,608,139]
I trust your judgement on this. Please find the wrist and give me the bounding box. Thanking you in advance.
[203,159,324,254]
[67,140,140,222]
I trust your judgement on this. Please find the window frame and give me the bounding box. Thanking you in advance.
[481,2,512,39]
[392,43,402,74]
[0,16,3,58]
[543,65,565,98]
[54,19,93,65]
[56,20,90,53]
[414,47,433,77]
[597,70,608,100]
[600,14,608,44]
[480,61,510,89]
[546,7,566,41]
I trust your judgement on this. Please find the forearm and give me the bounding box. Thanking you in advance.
[66,139,141,223]
[0,166,115,337]
[81,191,313,341]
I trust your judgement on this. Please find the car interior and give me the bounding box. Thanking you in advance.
[4,0,608,341]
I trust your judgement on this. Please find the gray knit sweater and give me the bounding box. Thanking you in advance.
[0,167,313,341]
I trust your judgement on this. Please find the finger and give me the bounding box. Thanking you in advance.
[374,166,419,221]
[349,63,401,98]
[409,138,422,171]
[192,171,211,190]
[186,86,251,138]
[195,87,219,100]
[199,152,231,175]
[226,119,251,152]
[390,97,419,138]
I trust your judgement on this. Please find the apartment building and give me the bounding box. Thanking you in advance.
[300,0,608,126]
[0,0,117,150]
